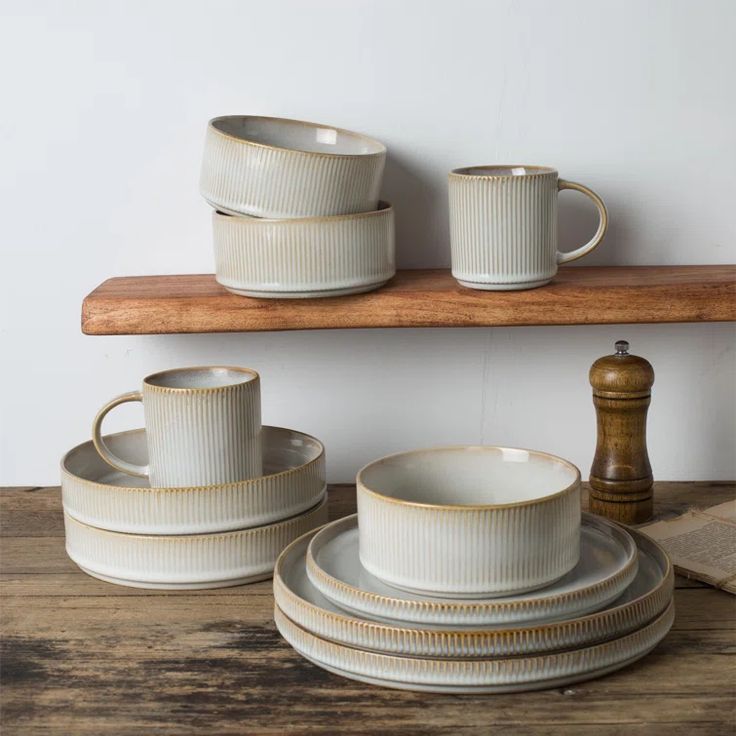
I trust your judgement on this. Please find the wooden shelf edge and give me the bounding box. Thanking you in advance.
[81,265,736,335]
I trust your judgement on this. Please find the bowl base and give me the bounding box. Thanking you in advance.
[222,281,391,299]
[77,565,273,590]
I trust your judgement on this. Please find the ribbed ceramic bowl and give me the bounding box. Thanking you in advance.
[200,115,386,218]
[64,495,328,590]
[356,446,581,598]
[62,426,325,534]
[212,203,396,299]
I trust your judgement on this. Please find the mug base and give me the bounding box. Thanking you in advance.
[456,277,553,291]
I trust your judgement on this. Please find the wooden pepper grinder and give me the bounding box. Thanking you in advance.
[589,340,655,524]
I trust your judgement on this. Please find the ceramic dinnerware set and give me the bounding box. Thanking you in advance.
[200,116,395,298]
[61,366,328,589]
[274,446,674,693]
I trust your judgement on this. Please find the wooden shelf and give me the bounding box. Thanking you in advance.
[82,265,736,335]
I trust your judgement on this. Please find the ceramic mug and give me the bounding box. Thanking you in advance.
[449,165,608,290]
[92,366,262,488]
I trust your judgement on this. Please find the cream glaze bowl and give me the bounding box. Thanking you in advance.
[213,203,395,298]
[356,446,581,598]
[64,495,328,590]
[62,427,325,534]
[200,115,386,219]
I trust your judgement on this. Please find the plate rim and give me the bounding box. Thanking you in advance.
[274,522,672,657]
[305,512,644,625]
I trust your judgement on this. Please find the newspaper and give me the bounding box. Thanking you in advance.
[640,500,736,594]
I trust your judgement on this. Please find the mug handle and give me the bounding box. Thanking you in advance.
[91,391,149,478]
[556,179,608,264]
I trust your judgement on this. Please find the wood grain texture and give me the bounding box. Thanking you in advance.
[589,345,656,524]
[1,482,734,735]
[81,266,736,335]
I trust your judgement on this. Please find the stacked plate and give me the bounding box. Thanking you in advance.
[62,366,329,589]
[274,446,674,692]
[200,115,395,298]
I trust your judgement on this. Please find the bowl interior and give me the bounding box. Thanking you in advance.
[360,447,578,506]
[212,116,384,156]
[64,427,321,487]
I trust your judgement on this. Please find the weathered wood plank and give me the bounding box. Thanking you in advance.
[1,482,734,735]
[80,266,736,335]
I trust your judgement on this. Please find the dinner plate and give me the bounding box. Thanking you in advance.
[274,601,674,693]
[306,513,638,626]
[64,495,328,589]
[274,524,671,657]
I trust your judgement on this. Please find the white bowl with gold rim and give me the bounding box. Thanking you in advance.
[64,495,328,590]
[356,446,581,598]
[213,203,395,299]
[62,426,325,534]
[200,115,386,219]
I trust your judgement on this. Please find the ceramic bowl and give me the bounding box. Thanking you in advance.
[213,203,395,299]
[356,446,581,598]
[200,115,386,218]
[62,426,325,534]
[306,513,637,626]
[64,495,328,590]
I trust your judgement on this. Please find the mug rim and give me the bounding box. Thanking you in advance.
[143,365,260,393]
[450,165,558,179]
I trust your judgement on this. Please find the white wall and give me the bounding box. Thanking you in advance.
[1,0,734,485]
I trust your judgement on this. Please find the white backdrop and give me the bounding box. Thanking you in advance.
[1,0,734,485]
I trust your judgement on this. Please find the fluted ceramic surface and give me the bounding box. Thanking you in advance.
[449,168,559,289]
[307,513,637,626]
[274,601,674,693]
[64,495,328,590]
[356,446,581,597]
[142,369,261,487]
[62,426,325,534]
[213,204,395,298]
[200,116,386,218]
[274,524,671,658]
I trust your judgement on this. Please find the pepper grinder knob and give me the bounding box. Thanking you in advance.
[589,340,655,524]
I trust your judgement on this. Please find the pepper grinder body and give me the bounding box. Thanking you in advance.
[589,341,655,524]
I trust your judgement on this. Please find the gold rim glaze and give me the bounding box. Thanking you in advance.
[275,523,671,654]
[61,426,324,494]
[208,115,387,159]
[449,165,558,180]
[356,445,581,511]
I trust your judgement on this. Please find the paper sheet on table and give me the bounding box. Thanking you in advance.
[639,500,736,594]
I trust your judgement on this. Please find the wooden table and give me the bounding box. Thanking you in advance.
[2,483,734,735]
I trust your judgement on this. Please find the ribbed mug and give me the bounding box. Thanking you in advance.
[92,366,262,488]
[449,165,608,290]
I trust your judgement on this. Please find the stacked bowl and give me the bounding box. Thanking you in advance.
[274,446,674,692]
[200,115,395,298]
[61,366,328,589]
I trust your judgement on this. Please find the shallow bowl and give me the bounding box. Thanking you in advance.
[62,426,325,534]
[356,446,581,598]
[64,495,328,590]
[200,115,386,218]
